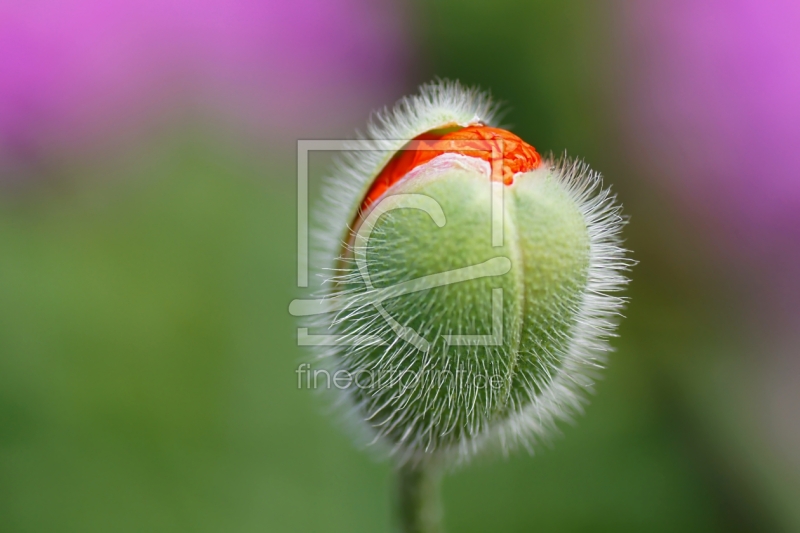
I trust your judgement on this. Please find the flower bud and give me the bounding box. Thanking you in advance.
[298,80,630,465]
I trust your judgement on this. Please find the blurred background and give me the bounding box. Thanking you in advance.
[1,1,798,531]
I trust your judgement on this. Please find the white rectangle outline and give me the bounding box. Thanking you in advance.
[297,138,507,347]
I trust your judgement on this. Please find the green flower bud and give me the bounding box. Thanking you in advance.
[295,80,631,466]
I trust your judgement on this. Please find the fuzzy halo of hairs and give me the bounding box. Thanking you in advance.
[302,80,632,467]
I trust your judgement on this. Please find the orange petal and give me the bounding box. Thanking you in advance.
[360,125,541,213]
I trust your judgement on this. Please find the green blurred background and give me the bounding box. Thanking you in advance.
[2,1,799,532]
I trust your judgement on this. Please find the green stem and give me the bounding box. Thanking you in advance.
[394,461,444,533]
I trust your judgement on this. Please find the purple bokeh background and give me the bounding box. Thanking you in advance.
[625,1,800,472]
[626,0,800,259]
[0,0,407,163]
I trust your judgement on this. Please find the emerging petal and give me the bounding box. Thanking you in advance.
[302,80,632,466]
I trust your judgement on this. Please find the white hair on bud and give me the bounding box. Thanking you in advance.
[312,79,499,265]
[306,80,499,462]
[466,156,633,466]
[304,80,632,467]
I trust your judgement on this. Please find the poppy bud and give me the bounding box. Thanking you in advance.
[295,80,631,466]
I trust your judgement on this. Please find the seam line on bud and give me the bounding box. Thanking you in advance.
[500,189,524,413]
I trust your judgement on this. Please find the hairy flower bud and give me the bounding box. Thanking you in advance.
[293,80,631,466]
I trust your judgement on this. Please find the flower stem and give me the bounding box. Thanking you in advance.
[394,461,444,533]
